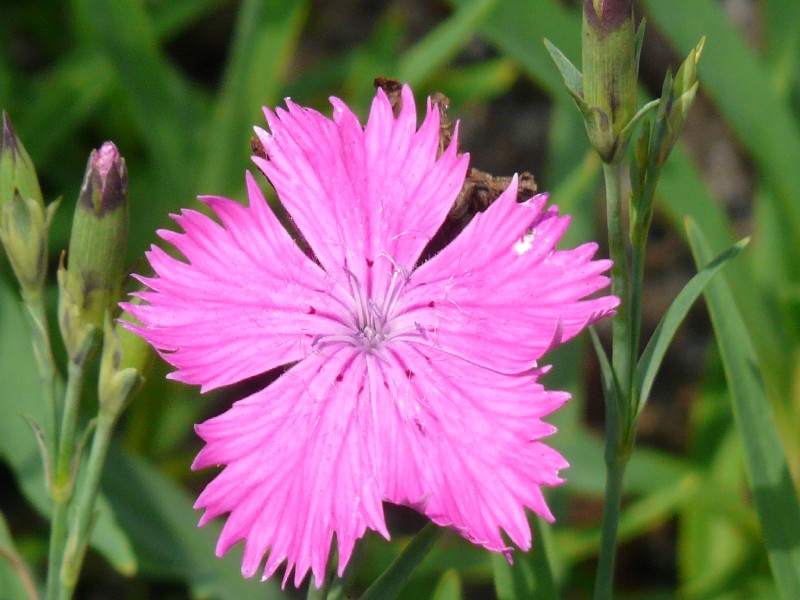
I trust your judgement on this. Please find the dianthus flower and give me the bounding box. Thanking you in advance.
[125,85,618,588]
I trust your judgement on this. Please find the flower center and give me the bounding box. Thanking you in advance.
[312,259,420,354]
[348,262,408,351]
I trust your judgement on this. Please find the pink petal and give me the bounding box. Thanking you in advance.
[193,348,388,589]
[369,341,570,553]
[122,172,352,392]
[253,85,469,291]
[396,177,619,374]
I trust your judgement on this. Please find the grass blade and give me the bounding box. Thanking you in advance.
[686,218,800,598]
[199,0,309,196]
[635,236,748,413]
[643,0,800,262]
[397,0,501,86]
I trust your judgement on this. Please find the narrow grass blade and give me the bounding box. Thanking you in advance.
[151,0,230,38]
[360,523,442,600]
[73,0,200,188]
[397,0,501,86]
[643,0,800,260]
[635,236,748,414]
[686,219,800,598]
[588,327,623,439]
[431,569,463,600]
[200,0,309,196]
[449,0,581,93]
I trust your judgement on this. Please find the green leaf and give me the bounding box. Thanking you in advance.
[360,523,442,600]
[588,328,622,443]
[542,38,583,98]
[686,219,800,599]
[396,0,501,86]
[199,0,309,197]
[0,283,137,577]
[635,236,748,413]
[430,569,462,600]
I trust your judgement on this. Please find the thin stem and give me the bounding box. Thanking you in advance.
[593,459,626,600]
[46,350,93,600]
[628,175,659,408]
[58,409,118,600]
[603,161,633,406]
[593,160,634,600]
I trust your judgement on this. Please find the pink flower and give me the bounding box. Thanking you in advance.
[125,85,617,588]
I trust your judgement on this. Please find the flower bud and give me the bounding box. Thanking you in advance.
[0,193,47,293]
[0,112,44,209]
[60,142,129,357]
[582,0,637,162]
[651,37,705,168]
[98,310,150,416]
[0,113,55,295]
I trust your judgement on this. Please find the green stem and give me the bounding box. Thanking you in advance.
[593,161,634,600]
[629,175,659,408]
[603,161,633,405]
[46,347,94,600]
[593,459,626,600]
[58,409,118,600]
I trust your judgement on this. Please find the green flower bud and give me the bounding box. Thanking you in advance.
[0,112,44,209]
[581,0,637,162]
[651,37,705,168]
[0,113,56,295]
[98,311,149,417]
[60,142,129,357]
[0,193,47,293]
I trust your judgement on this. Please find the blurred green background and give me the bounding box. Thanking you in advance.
[2,0,800,598]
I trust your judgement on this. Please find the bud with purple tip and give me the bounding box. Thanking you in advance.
[59,142,129,357]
